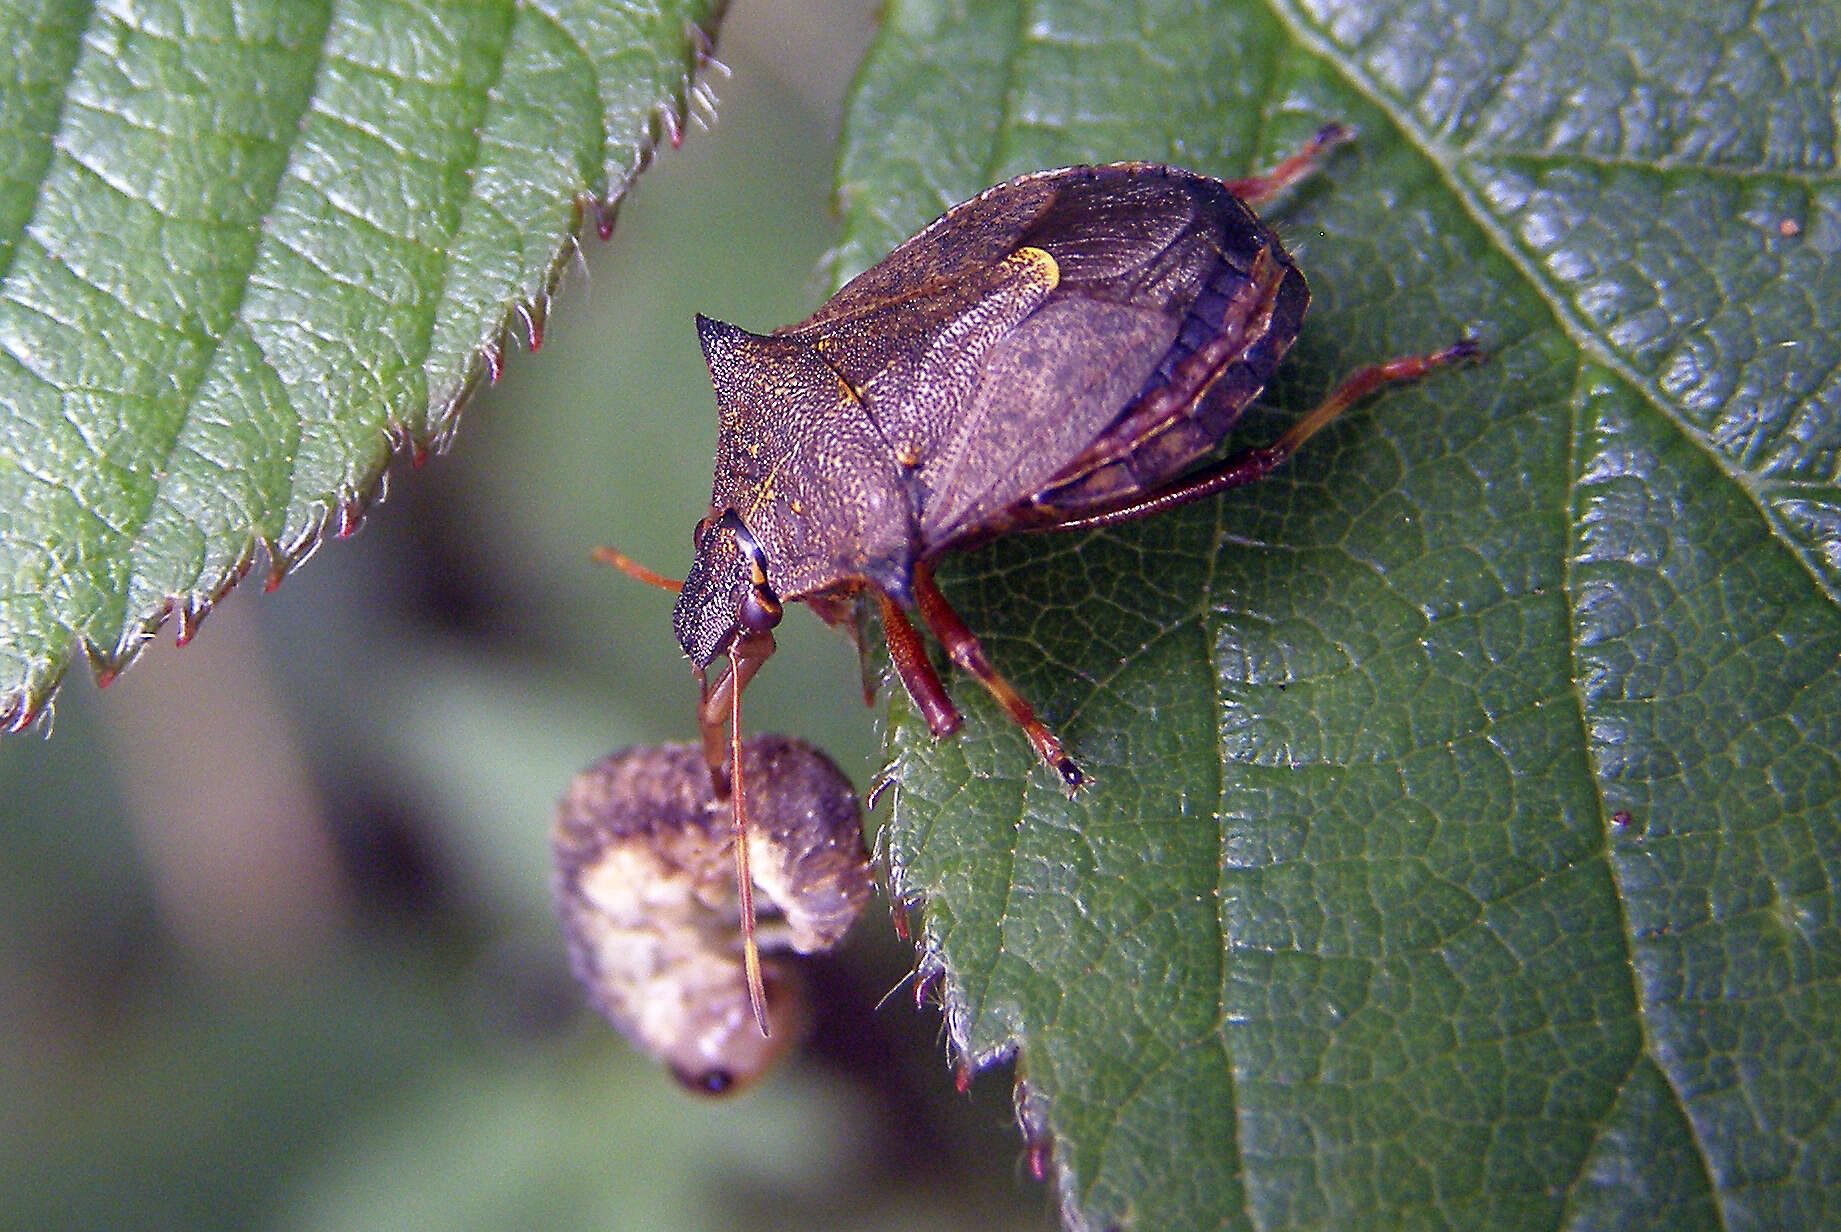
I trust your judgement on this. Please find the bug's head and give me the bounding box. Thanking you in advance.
[672,510,783,670]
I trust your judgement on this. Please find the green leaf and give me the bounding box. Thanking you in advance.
[840,1,1841,1228]
[0,0,723,724]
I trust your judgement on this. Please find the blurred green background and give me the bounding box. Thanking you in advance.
[0,4,1054,1228]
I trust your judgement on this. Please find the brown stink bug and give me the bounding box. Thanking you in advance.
[602,125,1478,1029]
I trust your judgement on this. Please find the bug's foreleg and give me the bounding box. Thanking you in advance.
[1056,339,1482,532]
[695,630,776,793]
[910,565,1085,790]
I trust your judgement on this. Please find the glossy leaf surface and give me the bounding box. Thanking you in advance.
[839,1,1841,1228]
[0,0,723,721]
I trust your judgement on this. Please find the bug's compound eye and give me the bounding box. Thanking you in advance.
[716,509,767,565]
[716,510,780,602]
[740,585,782,633]
[691,515,716,547]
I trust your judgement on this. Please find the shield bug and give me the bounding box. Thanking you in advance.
[552,735,871,1094]
[604,125,1478,1029]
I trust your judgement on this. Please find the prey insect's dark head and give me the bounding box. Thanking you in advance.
[672,510,783,668]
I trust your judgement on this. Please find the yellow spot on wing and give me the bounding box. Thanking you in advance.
[1011,245,1060,292]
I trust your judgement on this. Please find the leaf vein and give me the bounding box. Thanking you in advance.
[1262,0,1841,610]
[978,0,1031,189]
[108,5,338,654]
[1477,148,1841,185]
[0,0,94,292]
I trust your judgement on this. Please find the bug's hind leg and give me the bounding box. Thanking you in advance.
[911,565,1084,790]
[1057,339,1482,532]
[1224,123,1353,205]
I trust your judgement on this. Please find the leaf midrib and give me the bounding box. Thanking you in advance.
[121,12,335,626]
[1263,0,1841,611]
[1265,0,1748,1212]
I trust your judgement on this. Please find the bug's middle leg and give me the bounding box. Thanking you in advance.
[876,590,962,739]
[911,564,1084,789]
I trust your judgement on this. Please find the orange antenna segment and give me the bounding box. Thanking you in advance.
[592,546,684,593]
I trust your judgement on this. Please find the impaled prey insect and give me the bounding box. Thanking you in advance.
[553,736,871,1094]
[602,126,1478,1033]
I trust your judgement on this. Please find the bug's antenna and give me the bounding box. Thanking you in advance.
[592,546,684,593]
[727,638,771,1036]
